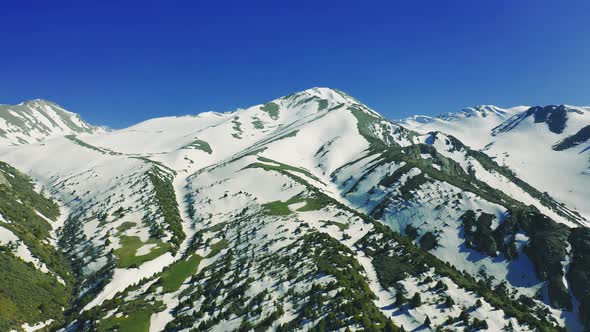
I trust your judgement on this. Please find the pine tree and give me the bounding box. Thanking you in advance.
[504,321,514,331]
[409,292,422,308]
[396,291,407,305]
[445,295,455,307]
[472,317,488,330]
[459,309,469,326]
[434,280,447,290]
[383,319,397,332]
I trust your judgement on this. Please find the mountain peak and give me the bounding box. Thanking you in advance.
[17,98,80,115]
[21,98,57,105]
[0,99,103,145]
[292,86,344,97]
[278,87,360,106]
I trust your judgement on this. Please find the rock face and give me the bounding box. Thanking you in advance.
[0,88,589,331]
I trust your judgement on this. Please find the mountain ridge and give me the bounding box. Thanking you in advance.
[399,102,590,223]
[1,88,589,331]
[0,99,106,146]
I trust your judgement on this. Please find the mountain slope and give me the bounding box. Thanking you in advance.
[0,88,588,331]
[0,99,104,146]
[399,105,527,149]
[399,104,590,223]
[0,161,73,331]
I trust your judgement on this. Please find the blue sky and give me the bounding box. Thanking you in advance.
[1,0,589,128]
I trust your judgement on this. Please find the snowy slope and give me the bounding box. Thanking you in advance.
[399,105,527,149]
[0,88,587,331]
[0,99,105,146]
[399,104,590,222]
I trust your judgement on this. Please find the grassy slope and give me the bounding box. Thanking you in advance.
[114,235,171,268]
[0,161,73,331]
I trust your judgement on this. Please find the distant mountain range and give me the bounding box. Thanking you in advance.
[399,103,590,223]
[0,88,589,331]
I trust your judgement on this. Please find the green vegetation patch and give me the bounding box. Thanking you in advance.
[232,116,243,138]
[94,297,166,332]
[251,117,265,129]
[245,129,299,149]
[1,222,72,281]
[262,193,327,216]
[317,99,329,110]
[294,197,325,212]
[0,162,73,332]
[0,162,59,239]
[147,167,185,248]
[206,239,228,258]
[78,276,166,331]
[116,221,137,234]
[0,162,59,220]
[65,135,122,156]
[159,254,202,292]
[181,139,213,154]
[253,156,322,182]
[262,200,292,216]
[204,221,227,233]
[114,235,171,268]
[371,248,428,286]
[348,105,408,150]
[260,102,280,119]
[320,220,349,230]
[0,251,71,331]
[98,309,152,332]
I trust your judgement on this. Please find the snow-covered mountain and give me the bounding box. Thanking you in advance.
[0,99,105,146]
[1,88,589,331]
[399,105,528,149]
[399,104,590,223]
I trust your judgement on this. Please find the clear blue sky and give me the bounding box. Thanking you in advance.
[1,0,589,128]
